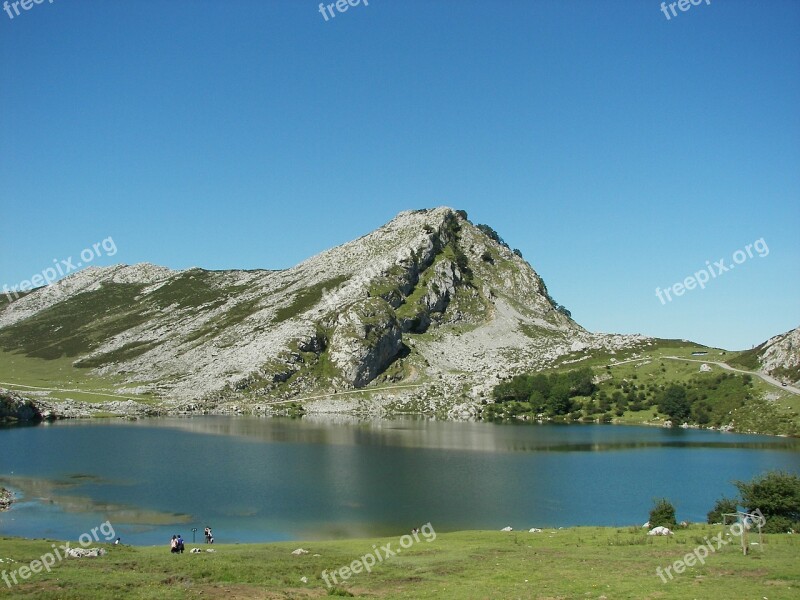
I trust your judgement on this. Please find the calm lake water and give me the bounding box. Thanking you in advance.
[1,417,798,545]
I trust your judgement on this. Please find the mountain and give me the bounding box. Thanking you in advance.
[0,208,648,416]
[728,326,800,385]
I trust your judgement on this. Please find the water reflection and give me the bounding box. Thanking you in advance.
[45,415,799,454]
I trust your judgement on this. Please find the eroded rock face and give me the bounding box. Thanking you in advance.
[421,259,461,314]
[759,326,800,383]
[0,389,42,422]
[329,298,403,388]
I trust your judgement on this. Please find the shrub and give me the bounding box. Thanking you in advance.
[707,497,738,524]
[649,498,677,528]
[734,471,800,533]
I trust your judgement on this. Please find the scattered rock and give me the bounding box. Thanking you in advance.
[647,526,673,536]
[66,548,107,558]
[291,548,309,555]
[501,526,513,532]
[0,488,13,512]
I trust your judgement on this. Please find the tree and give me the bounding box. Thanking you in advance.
[528,390,546,414]
[649,498,677,529]
[707,497,738,524]
[568,368,595,396]
[658,384,691,423]
[734,471,800,533]
[546,382,572,415]
[529,373,551,399]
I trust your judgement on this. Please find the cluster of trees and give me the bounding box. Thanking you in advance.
[656,373,753,425]
[488,368,595,419]
[652,471,799,534]
[485,368,756,426]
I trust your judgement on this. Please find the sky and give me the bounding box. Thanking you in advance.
[1,0,798,351]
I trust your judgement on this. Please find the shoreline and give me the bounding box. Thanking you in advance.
[1,385,797,438]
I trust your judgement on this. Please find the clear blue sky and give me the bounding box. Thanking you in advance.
[1,0,798,350]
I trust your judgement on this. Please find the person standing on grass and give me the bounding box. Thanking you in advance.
[170,535,178,553]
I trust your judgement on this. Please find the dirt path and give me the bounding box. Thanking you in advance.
[0,381,136,400]
[265,383,427,405]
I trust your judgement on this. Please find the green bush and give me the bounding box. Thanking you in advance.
[707,497,738,524]
[734,471,800,533]
[649,498,677,528]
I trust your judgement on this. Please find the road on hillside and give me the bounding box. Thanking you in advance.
[662,356,800,396]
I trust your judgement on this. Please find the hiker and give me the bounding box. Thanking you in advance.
[170,535,178,553]
[204,527,211,544]
[114,537,120,545]
[177,534,185,553]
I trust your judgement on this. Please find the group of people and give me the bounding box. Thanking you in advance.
[168,526,214,553]
[169,534,185,554]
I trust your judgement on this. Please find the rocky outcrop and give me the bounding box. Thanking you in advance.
[758,326,800,383]
[421,259,461,314]
[0,389,43,422]
[0,487,13,511]
[66,548,107,558]
[329,298,404,387]
[731,326,800,384]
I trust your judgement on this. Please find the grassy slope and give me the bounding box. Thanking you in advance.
[0,273,263,403]
[0,350,155,403]
[0,527,797,599]
[543,340,799,434]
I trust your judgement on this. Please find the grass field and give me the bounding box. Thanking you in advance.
[0,350,154,404]
[0,527,797,599]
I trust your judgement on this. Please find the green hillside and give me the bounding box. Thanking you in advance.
[485,340,800,436]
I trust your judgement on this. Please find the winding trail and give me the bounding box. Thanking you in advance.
[606,356,799,396]
[661,356,800,396]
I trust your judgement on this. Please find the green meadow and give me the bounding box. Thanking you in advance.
[0,527,797,599]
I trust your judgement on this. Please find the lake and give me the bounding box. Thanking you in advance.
[1,417,798,546]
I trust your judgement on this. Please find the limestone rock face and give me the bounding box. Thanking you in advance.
[758,326,800,383]
[421,259,461,314]
[329,298,403,388]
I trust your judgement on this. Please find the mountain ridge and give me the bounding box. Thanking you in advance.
[0,207,746,417]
